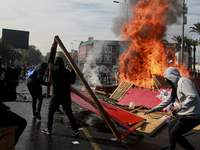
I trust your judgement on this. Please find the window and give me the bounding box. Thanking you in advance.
[104,55,108,62]
[96,55,101,62]
[105,46,112,53]
[108,46,112,53]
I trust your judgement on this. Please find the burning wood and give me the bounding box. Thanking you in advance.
[118,0,189,89]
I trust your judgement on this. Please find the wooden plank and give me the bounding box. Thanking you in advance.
[110,82,133,101]
[131,110,168,136]
[54,36,121,140]
[46,38,58,98]
[153,75,170,89]
[121,121,145,139]
[0,125,18,150]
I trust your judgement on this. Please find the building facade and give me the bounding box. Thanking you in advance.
[78,37,121,70]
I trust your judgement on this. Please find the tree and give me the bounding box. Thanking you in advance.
[189,22,200,35]
[172,35,182,52]
[189,22,200,71]
[0,41,22,65]
[20,45,43,67]
[109,48,119,62]
[42,52,50,62]
[190,39,199,71]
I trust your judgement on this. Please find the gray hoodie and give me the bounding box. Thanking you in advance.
[152,67,200,119]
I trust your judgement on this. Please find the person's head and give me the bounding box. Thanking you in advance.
[164,67,181,87]
[54,57,64,69]
[39,62,48,70]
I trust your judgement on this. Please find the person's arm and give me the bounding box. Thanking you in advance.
[37,68,48,86]
[177,80,198,111]
[70,68,76,84]
[145,93,173,114]
[48,46,55,70]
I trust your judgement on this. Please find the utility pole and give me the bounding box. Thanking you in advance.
[181,0,188,66]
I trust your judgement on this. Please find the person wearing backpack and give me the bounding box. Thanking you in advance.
[27,62,49,120]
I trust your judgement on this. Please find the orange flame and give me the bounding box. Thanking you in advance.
[118,0,188,89]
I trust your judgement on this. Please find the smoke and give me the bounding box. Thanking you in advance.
[166,0,182,26]
[82,41,105,87]
[111,0,183,37]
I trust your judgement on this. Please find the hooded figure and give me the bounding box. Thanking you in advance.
[145,67,200,150]
[0,56,27,145]
[27,62,48,120]
[42,46,79,137]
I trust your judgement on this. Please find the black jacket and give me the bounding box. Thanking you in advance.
[27,62,48,86]
[48,47,76,97]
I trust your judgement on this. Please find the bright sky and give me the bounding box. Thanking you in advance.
[0,0,200,60]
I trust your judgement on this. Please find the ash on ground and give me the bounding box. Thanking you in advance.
[63,111,107,128]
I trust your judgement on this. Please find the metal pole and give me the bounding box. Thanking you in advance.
[181,0,185,66]
[127,4,128,23]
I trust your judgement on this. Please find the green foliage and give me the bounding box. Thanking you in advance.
[0,41,22,65]
[20,45,43,67]
[189,22,200,35]
[42,52,50,62]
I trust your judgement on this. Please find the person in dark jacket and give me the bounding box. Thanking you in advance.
[27,62,48,120]
[0,57,27,145]
[42,45,79,137]
[0,57,2,76]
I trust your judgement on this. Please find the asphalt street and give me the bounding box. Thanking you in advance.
[3,79,200,150]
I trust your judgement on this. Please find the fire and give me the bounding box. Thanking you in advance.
[118,0,188,89]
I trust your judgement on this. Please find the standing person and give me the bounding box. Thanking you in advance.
[0,56,3,76]
[27,62,49,120]
[145,67,200,150]
[107,69,111,84]
[42,45,79,137]
[0,56,27,145]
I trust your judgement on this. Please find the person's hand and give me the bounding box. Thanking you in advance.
[170,105,179,113]
[66,64,72,70]
[144,109,153,115]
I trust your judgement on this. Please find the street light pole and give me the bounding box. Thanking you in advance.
[113,1,128,23]
[181,0,187,66]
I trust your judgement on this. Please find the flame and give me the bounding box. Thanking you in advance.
[118,0,188,89]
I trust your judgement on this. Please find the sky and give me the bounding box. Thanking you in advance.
[0,0,200,61]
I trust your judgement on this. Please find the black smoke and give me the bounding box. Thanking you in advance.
[111,0,182,37]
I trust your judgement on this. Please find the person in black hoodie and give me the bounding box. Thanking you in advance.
[0,57,27,145]
[27,62,48,120]
[42,45,79,137]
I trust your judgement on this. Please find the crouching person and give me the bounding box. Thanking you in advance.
[145,67,200,150]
